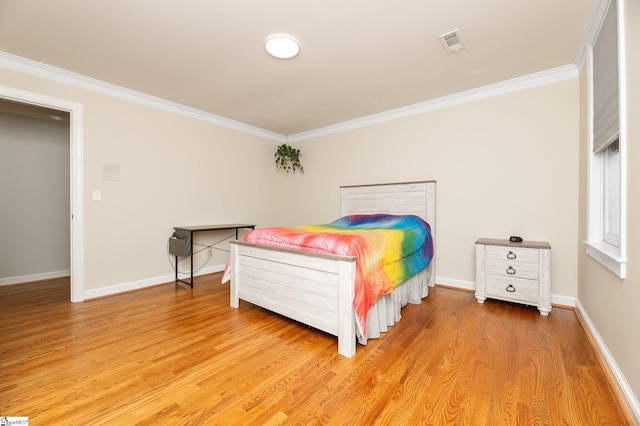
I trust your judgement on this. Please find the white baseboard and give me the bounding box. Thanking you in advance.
[575,299,640,424]
[436,276,577,308]
[550,293,577,308]
[0,270,70,286]
[436,276,475,291]
[83,264,225,300]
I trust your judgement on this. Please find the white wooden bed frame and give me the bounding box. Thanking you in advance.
[229,181,436,358]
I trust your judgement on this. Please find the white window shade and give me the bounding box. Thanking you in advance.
[592,0,619,154]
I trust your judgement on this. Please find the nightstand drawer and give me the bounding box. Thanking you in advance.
[485,245,539,264]
[485,275,539,304]
[485,259,538,279]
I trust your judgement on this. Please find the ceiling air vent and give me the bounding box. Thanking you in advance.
[439,29,466,53]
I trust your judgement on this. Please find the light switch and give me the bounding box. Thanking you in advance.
[92,190,101,201]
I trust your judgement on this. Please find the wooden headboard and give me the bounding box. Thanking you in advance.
[340,181,436,240]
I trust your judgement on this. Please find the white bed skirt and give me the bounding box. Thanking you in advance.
[359,266,430,345]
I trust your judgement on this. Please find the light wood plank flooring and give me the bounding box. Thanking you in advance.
[0,275,630,425]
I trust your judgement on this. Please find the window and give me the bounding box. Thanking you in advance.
[585,0,626,278]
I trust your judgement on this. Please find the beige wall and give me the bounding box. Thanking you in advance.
[0,65,582,301]
[0,67,287,292]
[0,63,583,296]
[578,0,640,408]
[289,79,580,299]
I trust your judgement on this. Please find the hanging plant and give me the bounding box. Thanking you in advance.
[275,143,304,174]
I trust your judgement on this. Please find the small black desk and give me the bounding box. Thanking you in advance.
[173,224,255,288]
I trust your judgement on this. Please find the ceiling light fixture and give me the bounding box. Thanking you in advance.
[265,34,300,59]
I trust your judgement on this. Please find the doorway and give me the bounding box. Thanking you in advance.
[0,85,84,302]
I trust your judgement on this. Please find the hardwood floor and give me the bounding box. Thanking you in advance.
[0,275,631,425]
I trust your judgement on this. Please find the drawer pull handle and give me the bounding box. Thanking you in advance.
[506,284,516,293]
[507,251,517,260]
[506,266,516,275]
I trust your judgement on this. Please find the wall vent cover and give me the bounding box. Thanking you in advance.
[439,29,466,53]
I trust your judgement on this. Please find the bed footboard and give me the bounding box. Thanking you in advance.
[230,240,358,357]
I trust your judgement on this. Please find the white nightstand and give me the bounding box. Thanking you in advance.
[475,238,551,315]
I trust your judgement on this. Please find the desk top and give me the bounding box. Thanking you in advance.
[173,224,255,232]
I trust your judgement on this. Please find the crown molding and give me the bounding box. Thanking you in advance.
[575,0,611,72]
[0,51,283,141]
[289,64,579,142]
[0,51,579,144]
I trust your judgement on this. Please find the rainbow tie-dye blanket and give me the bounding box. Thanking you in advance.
[230,214,433,337]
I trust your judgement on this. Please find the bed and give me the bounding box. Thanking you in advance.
[227,181,436,358]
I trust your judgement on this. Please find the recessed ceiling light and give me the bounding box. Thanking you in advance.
[265,34,300,59]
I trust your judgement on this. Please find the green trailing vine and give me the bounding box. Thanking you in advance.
[275,143,304,174]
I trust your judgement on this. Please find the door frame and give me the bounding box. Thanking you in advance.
[0,85,84,302]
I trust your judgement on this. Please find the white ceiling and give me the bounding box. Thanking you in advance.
[0,0,594,136]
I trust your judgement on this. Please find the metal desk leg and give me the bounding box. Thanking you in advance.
[189,232,194,288]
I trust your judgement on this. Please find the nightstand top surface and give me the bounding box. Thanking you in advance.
[475,238,551,250]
